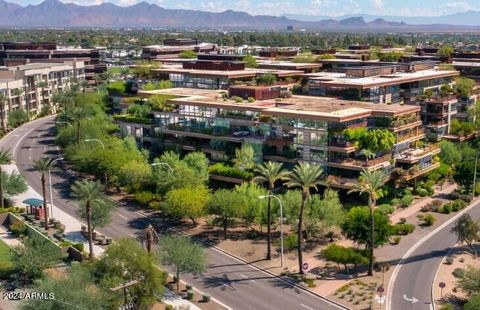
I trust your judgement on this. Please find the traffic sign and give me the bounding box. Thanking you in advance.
[302,262,309,271]
[377,286,384,293]
[439,282,446,288]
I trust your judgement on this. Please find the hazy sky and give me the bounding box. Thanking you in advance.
[14,0,480,17]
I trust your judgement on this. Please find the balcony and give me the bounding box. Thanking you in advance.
[327,154,392,171]
[397,129,425,143]
[396,144,441,164]
[325,175,359,190]
[401,162,440,181]
[161,124,267,143]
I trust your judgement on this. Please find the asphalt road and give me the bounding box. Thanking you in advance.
[389,199,480,310]
[2,115,347,310]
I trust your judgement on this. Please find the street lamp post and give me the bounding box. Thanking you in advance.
[151,162,174,172]
[259,194,284,268]
[48,157,63,220]
[55,121,73,128]
[84,139,108,188]
[473,153,480,198]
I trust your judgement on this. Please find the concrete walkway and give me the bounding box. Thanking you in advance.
[163,289,201,310]
[0,225,22,248]
[3,164,105,256]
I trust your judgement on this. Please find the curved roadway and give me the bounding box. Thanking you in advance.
[2,116,347,310]
[388,199,480,310]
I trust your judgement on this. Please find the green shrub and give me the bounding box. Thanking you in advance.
[399,217,407,224]
[202,293,211,302]
[451,199,467,211]
[393,223,415,235]
[304,278,316,288]
[440,204,452,214]
[10,221,27,236]
[247,97,255,103]
[178,50,197,59]
[321,244,368,272]
[378,204,394,215]
[165,305,174,310]
[390,198,400,206]
[208,163,254,180]
[283,234,298,252]
[440,304,454,310]
[400,195,414,208]
[444,256,454,265]
[73,243,84,252]
[423,214,436,226]
[0,261,15,279]
[452,268,465,278]
[415,188,428,197]
[391,236,401,245]
[186,289,194,300]
[134,191,155,205]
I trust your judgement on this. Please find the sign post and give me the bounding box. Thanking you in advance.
[302,262,309,272]
[439,282,446,299]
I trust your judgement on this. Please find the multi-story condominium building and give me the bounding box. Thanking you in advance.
[0,42,105,85]
[116,87,439,189]
[0,61,85,126]
[142,39,217,60]
[153,60,303,90]
[307,63,459,104]
[258,48,299,58]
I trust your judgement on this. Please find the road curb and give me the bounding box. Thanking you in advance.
[210,243,351,310]
[130,209,351,310]
[386,197,480,310]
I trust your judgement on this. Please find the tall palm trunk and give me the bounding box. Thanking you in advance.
[76,121,81,144]
[0,166,4,209]
[368,197,375,276]
[266,189,272,260]
[41,174,49,230]
[86,201,94,260]
[297,192,307,275]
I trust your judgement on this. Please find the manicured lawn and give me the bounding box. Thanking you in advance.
[0,239,15,278]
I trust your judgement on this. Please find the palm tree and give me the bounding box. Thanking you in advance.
[33,158,57,230]
[284,162,324,275]
[0,94,7,130]
[36,80,48,108]
[0,150,12,209]
[12,88,24,111]
[71,180,106,260]
[253,161,289,260]
[80,80,89,95]
[348,169,387,276]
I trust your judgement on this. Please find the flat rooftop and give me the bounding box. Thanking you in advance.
[154,65,304,78]
[257,60,322,70]
[306,69,459,89]
[145,88,419,122]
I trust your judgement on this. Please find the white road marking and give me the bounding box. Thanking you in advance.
[132,211,347,310]
[386,198,480,310]
[129,234,137,238]
[300,304,314,310]
[221,282,234,290]
[240,274,255,282]
[12,128,34,156]
[117,214,128,220]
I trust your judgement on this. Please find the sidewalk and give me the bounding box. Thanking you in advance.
[3,164,105,256]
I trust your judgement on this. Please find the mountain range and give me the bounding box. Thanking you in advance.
[285,11,480,26]
[0,0,479,30]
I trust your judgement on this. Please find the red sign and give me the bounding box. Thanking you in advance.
[439,282,446,288]
[302,263,309,271]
